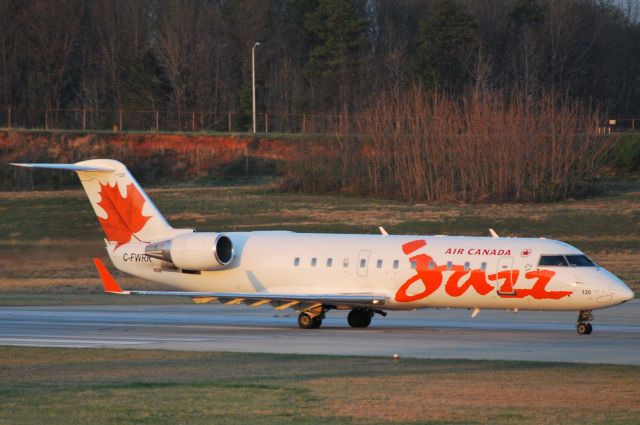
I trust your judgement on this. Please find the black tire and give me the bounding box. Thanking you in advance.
[298,312,314,329]
[585,323,593,334]
[577,323,589,335]
[311,316,323,329]
[347,309,360,327]
[348,309,372,328]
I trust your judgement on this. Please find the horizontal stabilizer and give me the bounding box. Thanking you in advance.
[11,163,115,172]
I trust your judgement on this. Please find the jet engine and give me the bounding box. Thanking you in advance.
[144,233,233,270]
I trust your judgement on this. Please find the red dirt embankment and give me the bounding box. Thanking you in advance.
[1,131,295,171]
[0,131,334,188]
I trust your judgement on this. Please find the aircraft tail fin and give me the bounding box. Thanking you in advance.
[12,159,191,246]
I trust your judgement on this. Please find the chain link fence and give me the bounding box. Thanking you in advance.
[2,107,632,135]
[0,107,352,134]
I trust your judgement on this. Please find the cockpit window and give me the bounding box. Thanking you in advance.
[565,255,595,267]
[538,254,596,267]
[538,255,569,266]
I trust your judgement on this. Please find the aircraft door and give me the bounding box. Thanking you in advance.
[496,257,516,295]
[357,250,371,277]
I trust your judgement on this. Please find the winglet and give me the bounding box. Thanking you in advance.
[93,258,127,294]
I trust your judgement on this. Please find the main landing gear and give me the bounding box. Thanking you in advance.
[577,310,593,335]
[348,308,373,328]
[347,309,386,328]
[297,308,387,329]
[298,312,323,329]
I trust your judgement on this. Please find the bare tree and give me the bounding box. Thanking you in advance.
[0,0,20,107]
[90,0,152,109]
[154,0,200,113]
[21,0,83,112]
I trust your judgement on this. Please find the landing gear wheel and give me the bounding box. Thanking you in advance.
[311,316,323,329]
[576,310,594,335]
[348,309,372,328]
[298,313,313,329]
[298,312,323,329]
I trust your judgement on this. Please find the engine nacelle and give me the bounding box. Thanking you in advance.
[145,233,234,270]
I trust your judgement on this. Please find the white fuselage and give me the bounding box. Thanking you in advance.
[109,231,633,312]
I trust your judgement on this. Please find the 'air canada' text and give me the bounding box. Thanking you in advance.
[445,248,512,256]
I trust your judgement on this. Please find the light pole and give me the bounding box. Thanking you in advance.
[252,42,261,134]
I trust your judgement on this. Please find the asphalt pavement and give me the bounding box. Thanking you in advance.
[0,301,638,364]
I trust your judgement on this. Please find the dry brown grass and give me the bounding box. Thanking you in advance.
[0,277,168,292]
[0,189,84,200]
[265,207,461,226]
[1,348,638,424]
[592,251,640,288]
[309,369,640,424]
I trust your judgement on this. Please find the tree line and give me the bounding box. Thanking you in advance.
[1,0,637,202]
[1,0,640,122]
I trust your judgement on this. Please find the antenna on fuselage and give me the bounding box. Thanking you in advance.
[489,228,499,238]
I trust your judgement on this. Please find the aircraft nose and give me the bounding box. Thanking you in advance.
[619,285,635,302]
[610,281,635,304]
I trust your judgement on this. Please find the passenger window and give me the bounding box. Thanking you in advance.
[446,261,453,271]
[481,262,487,271]
[360,258,367,268]
[464,261,470,271]
[376,259,383,269]
[326,258,333,267]
[293,257,300,266]
[311,258,317,267]
[565,255,595,267]
[343,258,349,268]
[539,255,569,267]
[393,260,399,269]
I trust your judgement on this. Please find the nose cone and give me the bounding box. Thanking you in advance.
[619,285,635,302]
[610,281,635,304]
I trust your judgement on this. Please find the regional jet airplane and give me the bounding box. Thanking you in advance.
[12,159,634,334]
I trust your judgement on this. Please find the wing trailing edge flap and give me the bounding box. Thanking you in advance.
[93,258,388,308]
[195,298,323,313]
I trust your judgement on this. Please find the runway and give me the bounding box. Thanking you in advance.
[1,301,639,365]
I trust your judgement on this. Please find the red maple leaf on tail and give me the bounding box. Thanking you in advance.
[97,182,151,249]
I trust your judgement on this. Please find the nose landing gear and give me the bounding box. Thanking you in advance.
[577,310,593,335]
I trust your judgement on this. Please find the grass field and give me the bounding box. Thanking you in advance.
[0,347,639,425]
[0,178,638,304]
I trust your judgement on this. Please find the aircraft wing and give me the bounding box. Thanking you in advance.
[94,258,387,309]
